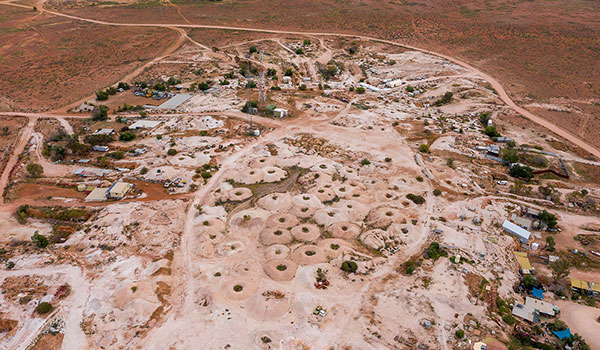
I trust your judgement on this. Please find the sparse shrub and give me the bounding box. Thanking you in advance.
[433,189,442,196]
[26,163,43,178]
[95,90,109,101]
[341,260,358,273]
[360,158,371,166]
[233,284,244,292]
[406,193,425,204]
[167,148,177,156]
[31,231,49,248]
[119,131,136,142]
[419,144,429,153]
[140,167,148,175]
[35,302,53,314]
[356,87,366,94]
[455,329,464,339]
[276,264,287,271]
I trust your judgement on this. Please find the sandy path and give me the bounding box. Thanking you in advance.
[555,300,600,350]
[0,116,36,205]
[2,265,89,350]
[2,1,598,159]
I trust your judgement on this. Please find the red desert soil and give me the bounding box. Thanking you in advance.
[0,4,177,112]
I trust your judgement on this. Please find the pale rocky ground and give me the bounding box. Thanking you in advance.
[2,37,600,350]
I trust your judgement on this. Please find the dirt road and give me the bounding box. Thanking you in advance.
[0,115,36,205]
[555,300,600,350]
[2,0,599,158]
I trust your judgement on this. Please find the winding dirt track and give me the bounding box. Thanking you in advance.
[2,0,599,159]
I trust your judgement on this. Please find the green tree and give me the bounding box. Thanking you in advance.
[31,231,49,248]
[455,329,464,339]
[509,164,534,181]
[406,85,415,93]
[95,90,109,101]
[119,132,136,142]
[35,302,53,314]
[419,144,429,153]
[26,163,43,178]
[341,260,358,273]
[303,39,311,45]
[550,259,570,283]
[479,112,490,125]
[500,148,519,164]
[433,91,453,106]
[484,125,501,138]
[356,87,366,94]
[167,148,177,156]
[546,236,556,252]
[249,46,257,54]
[91,105,108,121]
[284,68,293,76]
[539,210,558,228]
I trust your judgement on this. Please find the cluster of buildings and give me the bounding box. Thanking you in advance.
[85,181,133,202]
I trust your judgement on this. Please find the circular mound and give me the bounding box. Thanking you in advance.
[313,207,348,226]
[333,184,356,198]
[262,166,287,183]
[235,168,264,184]
[311,162,336,175]
[359,229,387,250]
[327,222,361,239]
[364,178,387,190]
[344,190,371,204]
[228,187,253,202]
[298,171,332,187]
[197,217,226,232]
[291,245,328,265]
[221,279,258,301]
[263,258,298,281]
[309,186,336,202]
[347,179,366,190]
[367,206,406,229]
[264,244,290,259]
[332,200,370,222]
[290,224,321,242]
[200,230,225,244]
[339,166,359,180]
[256,192,292,213]
[290,205,318,219]
[319,238,347,259]
[216,240,244,256]
[247,287,292,321]
[266,213,299,229]
[249,157,276,168]
[229,210,267,234]
[259,228,293,246]
[375,190,399,202]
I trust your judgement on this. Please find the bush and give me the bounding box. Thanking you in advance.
[424,242,446,260]
[35,302,53,314]
[107,151,124,160]
[484,125,501,138]
[167,148,177,156]
[360,158,371,166]
[299,84,307,91]
[509,164,534,181]
[416,176,424,182]
[284,68,293,76]
[356,87,366,94]
[406,85,415,93]
[539,210,558,228]
[404,260,416,275]
[341,260,358,273]
[91,105,108,121]
[31,231,49,248]
[249,46,257,54]
[295,48,304,55]
[84,134,113,146]
[500,148,519,163]
[303,39,311,45]
[455,329,464,339]
[95,90,109,101]
[479,112,490,125]
[406,193,425,204]
[140,167,148,175]
[433,91,453,106]
[26,163,43,178]
[433,189,442,196]
[117,82,130,90]
[419,144,429,153]
[119,131,136,142]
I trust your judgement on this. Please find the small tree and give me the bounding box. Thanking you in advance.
[303,39,311,45]
[341,260,358,273]
[119,132,136,142]
[91,105,108,121]
[35,302,53,314]
[284,68,293,76]
[167,148,177,156]
[500,148,519,164]
[95,90,109,101]
[26,163,43,178]
[550,259,570,283]
[31,231,49,248]
[356,87,366,94]
[419,144,429,153]
[455,329,464,339]
[539,210,558,228]
[249,46,257,54]
[546,236,556,252]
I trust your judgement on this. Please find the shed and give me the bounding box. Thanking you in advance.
[502,220,531,243]
[511,302,537,323]
[273,108,288,118]
[85,187,108,202]
[514,251,532,273]
[129,120,161,130]
[93,128,114,135]
[510,214,533,231]
[107,182,132,199]
[157,93,192,110]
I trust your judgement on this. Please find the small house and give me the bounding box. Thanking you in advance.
[93,128,114,136]
[93,145,109,152]
[273,108,288,118]
[502,219,531,243]
[85,187,108,202]
[107,182,132,199]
